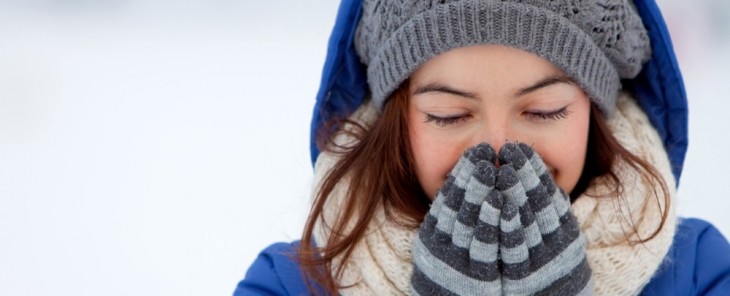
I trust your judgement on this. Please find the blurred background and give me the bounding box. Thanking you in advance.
[0,0,728,295]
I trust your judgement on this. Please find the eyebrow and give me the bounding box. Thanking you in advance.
[412,75,575,100]
[412,83,477,100]
[515,75,575,97]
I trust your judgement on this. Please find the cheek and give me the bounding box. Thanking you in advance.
[538,109,590,194]
[542,141,586,194]
[408,113,465,200]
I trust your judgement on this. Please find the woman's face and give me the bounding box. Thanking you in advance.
[408,45,591,200]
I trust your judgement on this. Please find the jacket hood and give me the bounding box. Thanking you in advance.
[309,0,688,184]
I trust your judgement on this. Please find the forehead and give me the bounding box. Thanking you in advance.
[410,45,565,88]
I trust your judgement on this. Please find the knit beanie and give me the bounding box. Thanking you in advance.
[354,0,652,115]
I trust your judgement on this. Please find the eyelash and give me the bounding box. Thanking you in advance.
[424,107,570,127]
[524,107,571,121]
[424,114,471,127]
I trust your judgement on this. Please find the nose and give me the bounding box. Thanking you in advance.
[478,117,514,154]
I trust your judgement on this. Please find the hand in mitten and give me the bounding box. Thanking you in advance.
[495,142,593,295]
[410,143,504,295]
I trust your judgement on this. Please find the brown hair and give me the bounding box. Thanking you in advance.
[572,103,670,242]
[299,83,670,295]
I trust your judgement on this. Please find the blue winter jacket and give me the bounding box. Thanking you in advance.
[235,0,730,294]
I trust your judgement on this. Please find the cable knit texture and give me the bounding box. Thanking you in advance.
[312,92,676,295]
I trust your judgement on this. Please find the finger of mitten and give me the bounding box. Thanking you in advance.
[516,142,550,178]
[417,176,450,247]
[449,142,494,190]
[496,164,530,210]
[525,183,562,237]
[538,185,582,244]
[505,143,547,194]
[469,190,503,277]
[417,179,459,254]
[498,142,541,242]
[515,142,556,191]
[550,186,573,220]
[431,144,482,220]
[496,164,543,249]
[433,143,496,237]
[497,142,529,171]
[499,197,530,276]
[452,160,497,249]
[468,142,497,164]
[499,143,540,249]
[433,176,466,237]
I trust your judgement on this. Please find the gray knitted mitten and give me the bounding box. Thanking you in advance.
[496,142,593,295]
[410,142,593,295]
[411,143,503,295]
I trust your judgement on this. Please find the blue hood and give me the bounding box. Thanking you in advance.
[309,0,688,184]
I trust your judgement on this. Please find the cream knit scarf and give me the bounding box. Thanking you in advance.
[312,93,677,295]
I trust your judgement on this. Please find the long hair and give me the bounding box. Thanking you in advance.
[299,83,427,294]
[572,103,670,243]
[299,82,670,295]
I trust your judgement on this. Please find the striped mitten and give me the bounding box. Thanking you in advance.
[410,143,504,295]
[495,142,593,295]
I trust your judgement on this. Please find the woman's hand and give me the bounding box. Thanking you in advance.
[495,142,593,295]
[410,143,503,295]
[410,142,593,295]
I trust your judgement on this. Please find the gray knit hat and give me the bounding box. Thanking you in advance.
[354,0,651,114]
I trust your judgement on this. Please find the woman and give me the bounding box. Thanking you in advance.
[235,0,730,295]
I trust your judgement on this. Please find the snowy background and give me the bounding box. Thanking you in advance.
[0,1,728,295]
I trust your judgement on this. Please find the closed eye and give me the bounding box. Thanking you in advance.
[523,107,571,121]
[424,113,471,127]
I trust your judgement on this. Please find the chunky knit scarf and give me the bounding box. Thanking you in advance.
[312,93,676,295]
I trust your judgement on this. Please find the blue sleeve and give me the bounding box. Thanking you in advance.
[690,219,730,295]
[233,241,312,296]
[641,218,730,295]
